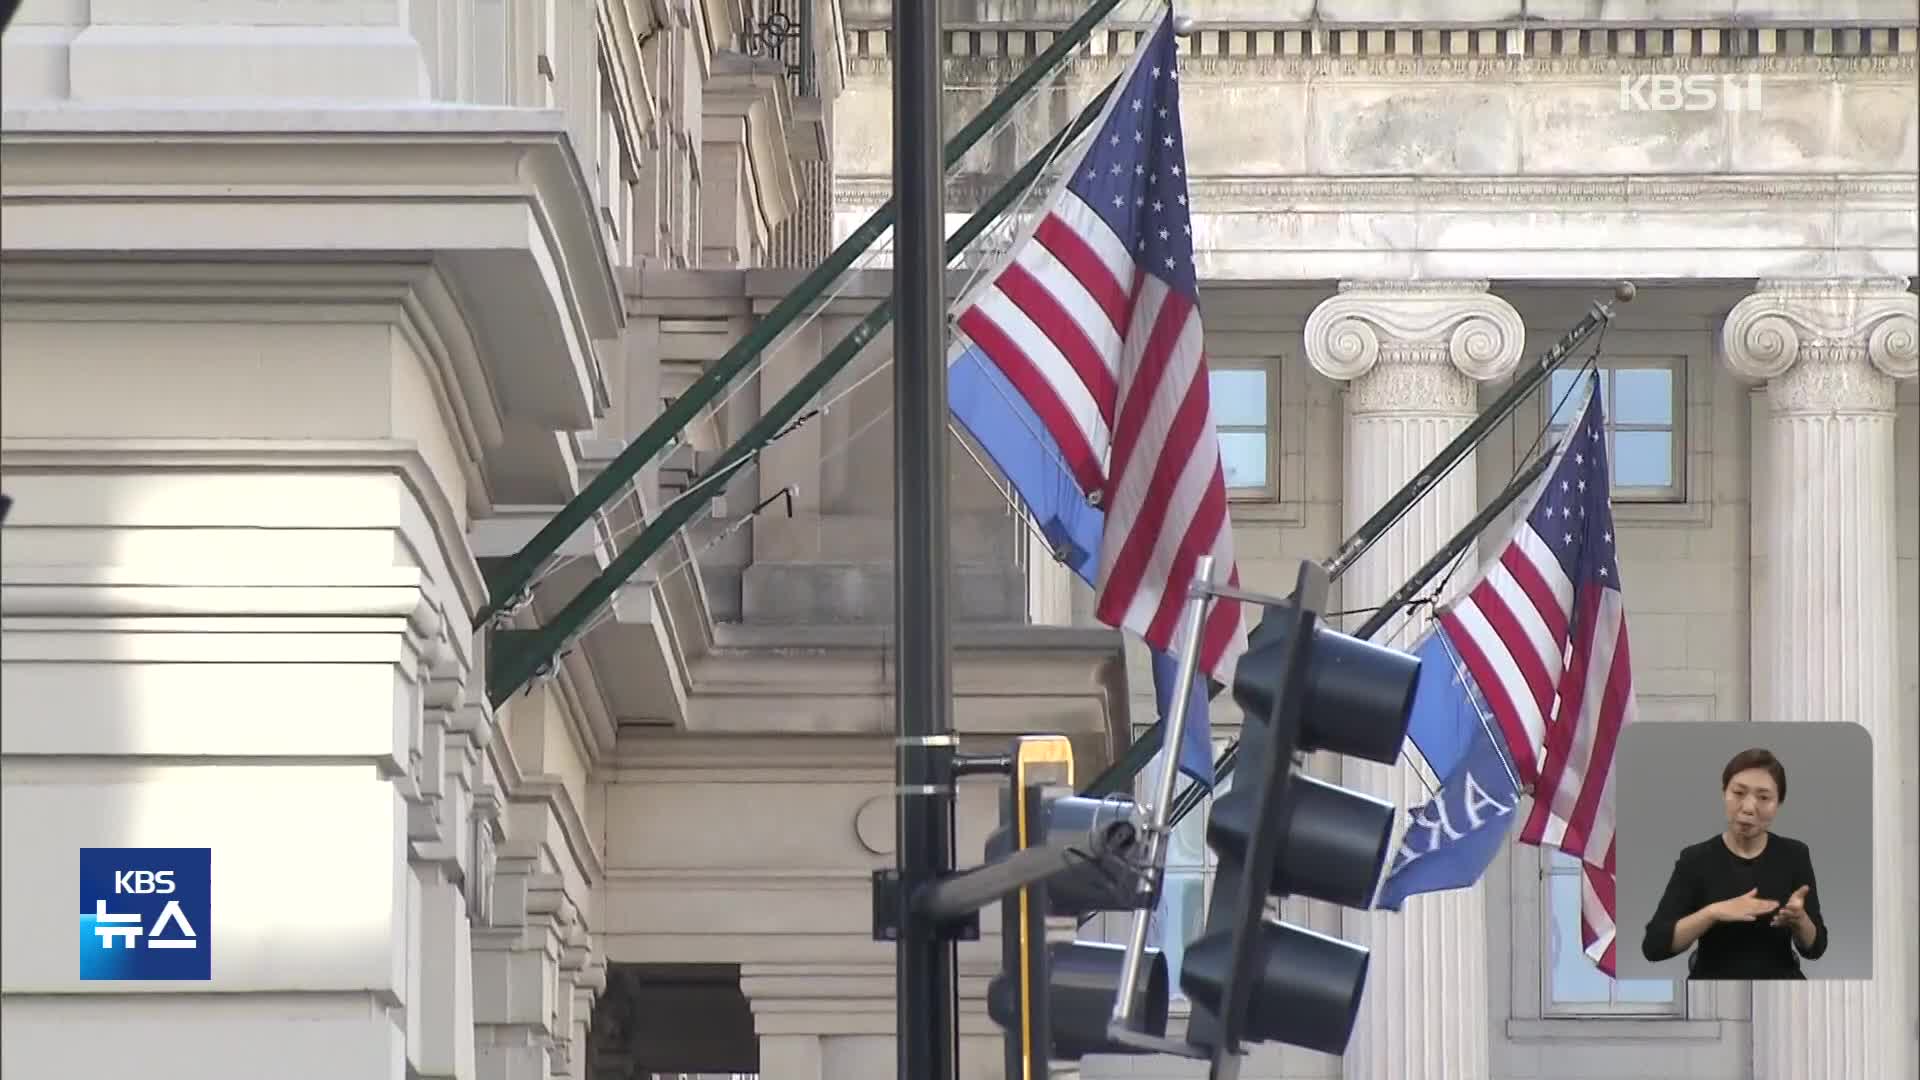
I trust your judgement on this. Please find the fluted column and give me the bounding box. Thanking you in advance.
[1305,280,1526,1080]
[1723,278,1919,1080]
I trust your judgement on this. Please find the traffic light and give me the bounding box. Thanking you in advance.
[985,735,1171,1079]
[1179,562,1421,1068]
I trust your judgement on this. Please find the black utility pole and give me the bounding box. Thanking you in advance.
[893,0,958,1078]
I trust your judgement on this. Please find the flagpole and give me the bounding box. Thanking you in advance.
[1110,555,1216,1035]
[1162,439,1563,828]
[1079,281,1634,799]
[893,0,959,1078]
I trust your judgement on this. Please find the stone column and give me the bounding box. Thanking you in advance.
[1304,280,1526,1080]
[1722,278,1918,1080]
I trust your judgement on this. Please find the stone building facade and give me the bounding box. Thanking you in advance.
[1,3,1916,1080]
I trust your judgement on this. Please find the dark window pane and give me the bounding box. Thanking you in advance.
[1613,430,1674,488]
[1209,369,1269,428]
[1613,368,1674,425]
[1219,431,1268,490]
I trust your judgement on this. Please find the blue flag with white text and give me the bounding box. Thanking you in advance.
[1375,627,1519,911]
[949,344,1214,787]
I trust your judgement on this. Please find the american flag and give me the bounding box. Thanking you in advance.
[1436,373,1637,975]
[951,13,1243,684]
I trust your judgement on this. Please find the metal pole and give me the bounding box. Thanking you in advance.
[1159,436,1565,828]
[472,0,1133,628]
[1077,281,1633,798]
[1110,555,1214,1030]
[483,80,1120,707]
[894,0,957,1077]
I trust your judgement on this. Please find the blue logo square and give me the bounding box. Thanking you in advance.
[79,848,211,981]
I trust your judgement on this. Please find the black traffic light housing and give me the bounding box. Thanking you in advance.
[985,736,1171,1079]
[1180,562,1421,1072]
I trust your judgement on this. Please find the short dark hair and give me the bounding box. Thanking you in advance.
[1721,747,1786,802]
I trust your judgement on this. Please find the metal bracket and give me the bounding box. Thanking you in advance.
[486,628,541,704]
[1103,1024,1209,1060]
[870,870,980,943]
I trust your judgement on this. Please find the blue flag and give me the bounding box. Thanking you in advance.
[948,345,1213,787]
[1402,628,1489,782]
[1375,627,1519,911]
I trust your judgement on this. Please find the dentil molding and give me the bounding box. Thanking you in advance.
[1303,280,1526,413]
[1721,277,1919,413]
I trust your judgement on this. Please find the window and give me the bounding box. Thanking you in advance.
[1541,849,1681,1016]
[1209,362,1276,500]
[1545,362,1683,502]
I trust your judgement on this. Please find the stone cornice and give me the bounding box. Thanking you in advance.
[0,259,504,514]
[836,173,1920,210]
[847,51,1916,82]
[844,22,1917,66]
[0,107,622,431]
[0,438,489,625]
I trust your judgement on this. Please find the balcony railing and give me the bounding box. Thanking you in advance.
[745,0,815,98]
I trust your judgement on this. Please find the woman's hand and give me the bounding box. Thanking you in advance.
[1768,885,1810,929]
[1709,887,1780,923]
[1770,885,1818,950]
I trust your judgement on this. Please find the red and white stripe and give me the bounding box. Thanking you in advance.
[953,188,1243,684]
[1583,856,1619,975]
[1438,510,1634,977]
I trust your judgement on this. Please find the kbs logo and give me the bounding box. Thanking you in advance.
[1618,74,1765,113]
[79,848,211,981]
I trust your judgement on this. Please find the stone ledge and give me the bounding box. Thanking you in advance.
[709,621,1123,651]
[739,561,1026,623]
[837,174,1920,209]
[0,112,621,441]
[1505,1018,1726,1042]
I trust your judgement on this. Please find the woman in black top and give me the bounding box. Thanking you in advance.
[1640,747,1828,980]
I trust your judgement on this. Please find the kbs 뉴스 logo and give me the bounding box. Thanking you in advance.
[79,848,211,981]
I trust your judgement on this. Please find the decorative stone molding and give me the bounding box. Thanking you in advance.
[840,174,1920,211]
[468,756,504,930]
[1304,280,1525,413]
[702,50,802,267]
[1721,277,1919,413]
[473,858,605,1080]
[846,25,1919,63]
[846,45,1915,81]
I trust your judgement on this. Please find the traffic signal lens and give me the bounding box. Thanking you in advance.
[1180,920,1370,1056]
[1045,942,1170,1060]
[1275,773,1396,908]
[1233,619,1419,765]
[1204,719,1400,910]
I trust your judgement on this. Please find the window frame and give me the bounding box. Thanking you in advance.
[1536,846,1686,1019]
[1503,689,1735,1043]
[1542,357,1686,505]
[1208,357,1280,503]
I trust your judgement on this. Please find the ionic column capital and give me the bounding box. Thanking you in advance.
[1721,278,1918,412]
[1304,280,1526,415]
